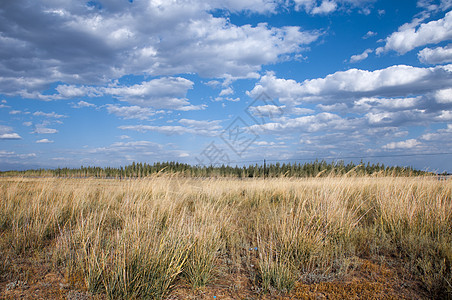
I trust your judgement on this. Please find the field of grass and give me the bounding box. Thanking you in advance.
[0,176,451,299]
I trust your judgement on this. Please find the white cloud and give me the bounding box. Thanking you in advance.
[33,111,66,118]
[421,124,452,142]
[292,0,373,15]
[434,88,452,103]
[418,44,452,64]
[312,1,337,14]
[441,0,452,10]
[214,96,240,102]
[56,85,103,98]
[376,11,452,55]
[0,125,22,140]
[417,0,439,11]
[178,119,222,130]
[365,110,430,126]
[219,87,234,96]
[79,140,189,165]
[9,110,22,115]
[23,121,33,127]
[0,133,22,140]
[205,80,221,88]
[254,141,286,146]
[36,139,54,143]
[363,31,377,39]
[103,77,195,109]
[249,104,285,118]
[248,112,355,133]
[248,64,452,106]
[0,1,321,96]
[349,48,373,63]
[178,104,208,111]
[0,150,35,158]
[383,139,421,149]
[33,124,58,134]
[72,100,96,108]
[88,141,163,157]
[417,0,452,11]
[353,97,421,112]
[317,103,349,111]
[49,77,203,110]
[106,105,155,120]
[119,119,223,136]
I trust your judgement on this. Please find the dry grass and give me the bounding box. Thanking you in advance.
[0,176,451,299]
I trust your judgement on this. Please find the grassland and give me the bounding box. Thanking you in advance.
[0,176,451,299]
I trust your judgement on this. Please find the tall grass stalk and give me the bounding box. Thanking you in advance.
[0,176,450,299]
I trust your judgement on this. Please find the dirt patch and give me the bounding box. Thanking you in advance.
[1,255,428,300]
[166,258,428,300]
[0,253,102,300]
[292,258,428,300]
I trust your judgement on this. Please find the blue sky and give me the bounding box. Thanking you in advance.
[1,0,452,172]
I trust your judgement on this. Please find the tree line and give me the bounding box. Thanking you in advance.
[0,160,430,178]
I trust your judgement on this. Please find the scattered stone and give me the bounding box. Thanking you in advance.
[60,282,71,290]
[5,280,28,291]
[66,290,92,300]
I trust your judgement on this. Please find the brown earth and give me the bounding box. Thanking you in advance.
[1,254,428,300]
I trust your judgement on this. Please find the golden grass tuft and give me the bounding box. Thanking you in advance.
[0,176,451,299]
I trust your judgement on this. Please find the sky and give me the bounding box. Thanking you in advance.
[1,0,452,172]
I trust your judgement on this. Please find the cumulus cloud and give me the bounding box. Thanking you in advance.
[55,85,103,99]
[248,104,285,119]
[219,87,234,96]
[248,112,356,133]
[292,0,374,15]
[119,119,222,136]
[417,0,452,11]
[349,49,373,63]
[434,88,452,103]
[32,124,58,134]
[214,96,240,102]
[51,77,200,110]
[0,133,22,140]
[106,105,155,120]
[247,64,452,142]
[352,97,421,112]
[365,109,433,126]
[178,119,222,130]
[71,100,96,108]
[383,139,421,150]
[0,125,22,140]
[33,111,66,118]
[248,64,452,106]
[421,124,452,144]
[376,11,452,55]
[0,1,321,96]
[418,44,452,64]
[103,77,195,109]
[312,1,338,14]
